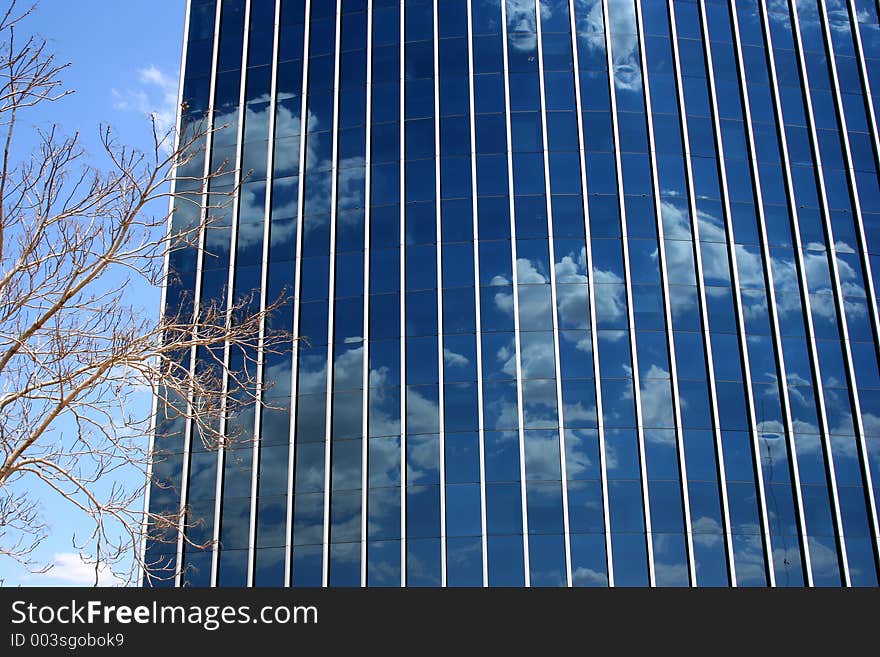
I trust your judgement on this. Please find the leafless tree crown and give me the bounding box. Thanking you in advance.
[0,0,291,586]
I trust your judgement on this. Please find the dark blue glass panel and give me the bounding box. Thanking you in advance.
[611,533,650,587]
[367,540,401,586]
[446,483,483,537]
[329,542,361,587]
[407,538,442,586]
[487,535,526,586]
[447,536,483,586]
[291,545,323,587]
[529,534,567,586]
[570,533,608,586]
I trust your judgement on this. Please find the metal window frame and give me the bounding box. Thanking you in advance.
[787,0,880,576]
[665,0,741,586]
[601,0,656,586]
[499,0,532,585]
[694,0,783,587]
[361,0,374,589]
[432,0,448,587]
[566,0,614,586]
[178,0,226,588]
[534,0,574,588]
[399,0,407,587]
[140,0,196,587]
[153,0,880,591]
[848,0,880,218]
[207,0,252,587]
[465,0,491,588]
[844,0,880,359]
[286,0,315,587]
[246,0,284,588]
[751,0,852,585]
[633,0,698,586]
[816,0,880,567]
[706,0,815,585]
[321,0,345,587]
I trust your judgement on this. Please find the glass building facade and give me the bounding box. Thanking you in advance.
[144,0,880,587]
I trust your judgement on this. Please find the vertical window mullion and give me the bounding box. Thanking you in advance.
[535,0,573,588]
[818,0,880,571]
[361,0,374,590]
[204,0,234,588]
[399,0,407,587]
[566,0,615,588]
[602,0,656,587]
[751,0,852,585]
[718,0,816,586]
[284,0,311,588]
[666,0,740,586]
[465,0,490,588]
[432,0,448,587]
[321,0,343,588]
[568,0,613,588]
[500,0,532,585]
[699,0,776,586]
[634,0,697,587]
[249,0,285,587]
[787,0,880,584]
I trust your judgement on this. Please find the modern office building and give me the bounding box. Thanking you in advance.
[144,0,880,587]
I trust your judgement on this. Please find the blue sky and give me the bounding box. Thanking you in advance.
[0,1,185,587]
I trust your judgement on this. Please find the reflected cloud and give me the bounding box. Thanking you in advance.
[593,267,627,325]
[608,3,640,93]
[638,367,674,429]
[517,256,550,284]
[731,530,768,586]
[555,246,589,284]
[691,515,723,546]
[572,565,608,586]
[522,379,559,428]
[406,387,441,435]
[563,397,598,428]
[297,355,327,395]
[330,540,360,565]
[574,0,641,92]
[807,534,843,580]
[564,429,597,478]
[295,447,324,493]
[368,386,401,439]
[862,412,880,437]
[264,358,292,400]
[334,345,364,391]
[369,436,400,489]
[574,1,605,42]
[407,434,440,484]
[443,347,470,368]
[272,176,299,220]
[517,331,556,379]
[329,492,362,541]
[652,533,689,586]
[242,103,273,179]
[524,430,562,479]
[484,386,520,431]
[506,0,539,51]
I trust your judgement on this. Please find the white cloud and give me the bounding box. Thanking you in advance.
[112,65,180,148]
[30,552,125,587]
[139,65,173,89]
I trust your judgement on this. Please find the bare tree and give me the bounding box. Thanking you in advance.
[0,1,289,585]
